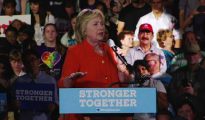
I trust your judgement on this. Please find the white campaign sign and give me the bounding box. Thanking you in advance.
[0,15,31,37]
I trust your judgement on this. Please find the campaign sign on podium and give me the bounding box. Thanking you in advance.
[59,88,156,114]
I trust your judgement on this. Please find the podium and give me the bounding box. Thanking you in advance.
[59,88,156,114]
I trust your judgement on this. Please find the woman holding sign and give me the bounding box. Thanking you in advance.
[58,9,130,120]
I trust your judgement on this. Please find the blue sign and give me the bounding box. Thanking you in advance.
[0,93,7,112]
[15,83,55,111]
[59,88,156,114]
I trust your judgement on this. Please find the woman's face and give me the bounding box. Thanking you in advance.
[4,3,15,16]
[85,16,105,43]
[30,3,40,14]
[44,25,57,42]
[159,35,174,49]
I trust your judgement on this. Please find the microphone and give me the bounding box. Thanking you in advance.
[108,39,134,74]
[111,46,129,66]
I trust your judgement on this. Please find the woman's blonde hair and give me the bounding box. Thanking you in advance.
[75,9,105,42]
[157,29,175,47]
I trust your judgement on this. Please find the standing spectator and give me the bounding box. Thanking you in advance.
[58,9,129,120]
[0,0,3,14]
[193,0,205,50]
[17,24,37,53]
[12,50,59,120]
[60,13,78,48]
[109,0,122,25]
[169,39,205,119]
[175,99,196,120]
[117,0,151,34]
[9,49,26,85]
[3,26,20,55]
[170,31,205,72]
[0,56,12,120]
[36,23,66,81]
[179,0,198,32]
[125,23,167,73]
[134,0,181,48]
[157,29,178,71]
[29,0,55,46]
[1,0,20,16]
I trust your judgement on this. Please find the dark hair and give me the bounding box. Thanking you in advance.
[3,0,16,7]
[18,24,35,38]
[1,0,17,15]
[118,31,134,47]
[5,26,18,35]
[9,49,22,61]
[175,95,196,114]
[29,0,47,26]
[133,60,149,70]
[68,13,78,38]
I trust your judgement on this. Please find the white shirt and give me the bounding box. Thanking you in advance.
[134,11,181,48]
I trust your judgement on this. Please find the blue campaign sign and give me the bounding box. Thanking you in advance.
[15,83,55,111]
[59,88,156,114]
[0,93,7,112]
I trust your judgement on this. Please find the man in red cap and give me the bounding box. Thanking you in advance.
[125,23,167,74]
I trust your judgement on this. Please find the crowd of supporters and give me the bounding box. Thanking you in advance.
[0,0,205,120]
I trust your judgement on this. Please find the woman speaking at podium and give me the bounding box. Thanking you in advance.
[58,9,130,120]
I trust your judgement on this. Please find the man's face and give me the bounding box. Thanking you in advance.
[185,53,201,65]
[145,55,160,74]
[138,31,153,46]
[177,104,195,120]
[151,0,163,11]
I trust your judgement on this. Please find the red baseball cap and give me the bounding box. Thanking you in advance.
[139,23,153,33]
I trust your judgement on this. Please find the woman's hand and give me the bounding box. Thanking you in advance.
[63,72,87,87]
